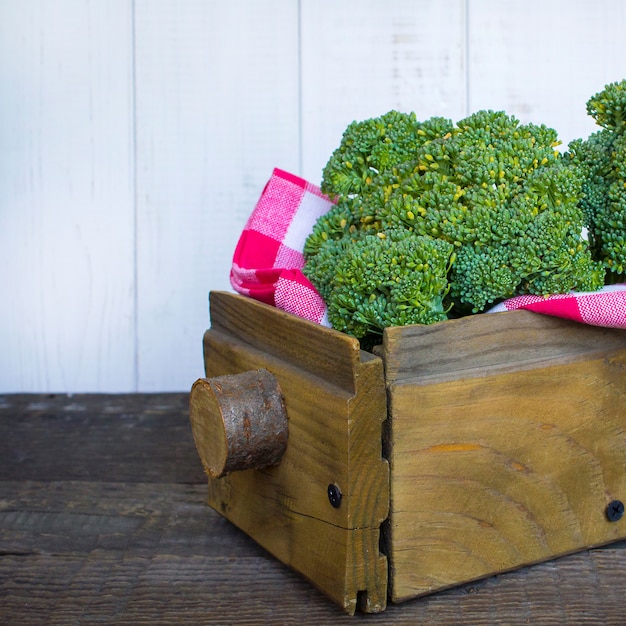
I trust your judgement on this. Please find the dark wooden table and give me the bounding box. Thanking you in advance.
[1,393,625,625]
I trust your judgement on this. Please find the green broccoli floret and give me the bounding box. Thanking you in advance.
[449,244,519,312]
[566,130,613,232]
[568,79,626,279]
[305,108,604,341]
[320,110,453,200]
[447,163,595,313]
[510,162,604,295]
[377,110,602,312]
[586,79,626,133]
[308,229,454,339]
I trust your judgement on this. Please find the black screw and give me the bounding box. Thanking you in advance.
[606,500,624,522]
[328,483,342,508]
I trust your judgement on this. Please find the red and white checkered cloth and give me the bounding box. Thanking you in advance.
[230,168,333,325]
[231,168,626,329]
[487,286,626,327]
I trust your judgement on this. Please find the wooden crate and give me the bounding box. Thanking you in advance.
[190,291,626,614]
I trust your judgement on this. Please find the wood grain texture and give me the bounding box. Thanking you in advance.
[381,309,626,385]
[190,370,288,477]
[133,0,301,392]
[383,318,626,602]
[2,393,626,624]
[202,292,390,613]
[0,393,200,484]
[0,1,136,392]
[468,0,626,147]
[299,0,468,184]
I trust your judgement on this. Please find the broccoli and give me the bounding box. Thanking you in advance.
[305,228,454,340]
[586,79,626,133]
[304,108,604,342]
[320,110,454,200]
[567,79,626,279]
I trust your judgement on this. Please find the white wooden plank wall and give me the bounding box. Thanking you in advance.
[2,0,626,393]
[0,1,136,392]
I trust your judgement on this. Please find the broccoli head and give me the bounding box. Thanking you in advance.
[568,79,626,279]
[320,110,453,200]
[305,108,605,342]
[566,130,613,233]
[305,228,454,339]
[586,79,626,133]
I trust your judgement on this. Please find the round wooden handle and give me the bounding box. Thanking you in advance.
[189,369,288,478]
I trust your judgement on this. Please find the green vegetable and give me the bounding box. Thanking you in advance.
[305,228,454,339]
[320,110,453,200]
[567,79,626,279]
[304,108,604,341]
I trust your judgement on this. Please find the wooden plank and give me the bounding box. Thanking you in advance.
[133,0,301,392]
[386,350,626,602]
[381,309,626,386]
[203,331,387,524]
[0,480,258,558]
[1,477,626,623]
[468,0,626,146]
[0,1,136,392]
[0,393,203,484]
[204,295,389,529]
[208,291,364,392]
[299,0,468,184]
[201,295,389,613]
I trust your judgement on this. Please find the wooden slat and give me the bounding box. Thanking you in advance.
[299,0,468,183]
[0,393,203,484]
[208,291,364,392]
[3,546,625,625]
[468,0,626,147]
[0,1,136,392]
[381,309,626,386]
[133,0,301,392]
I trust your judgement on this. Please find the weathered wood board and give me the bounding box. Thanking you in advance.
[200,291,390,614]
[381,311,626,602]
[5,393,626,623]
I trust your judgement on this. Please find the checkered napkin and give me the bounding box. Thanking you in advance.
[231,168,626,330]
[230,168,333,325]
[487,285,626,328]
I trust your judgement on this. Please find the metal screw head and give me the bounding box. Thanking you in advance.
[606,500,624,522]
[327,484,342,508]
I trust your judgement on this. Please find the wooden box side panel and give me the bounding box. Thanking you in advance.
[203,330,388,528]
[382,310,626,386]
[207,476,387,614]
[387,351,626,603]
[209,291,363,393]
[201,296,390,614]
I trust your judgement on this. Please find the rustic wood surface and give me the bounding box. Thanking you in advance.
[382,313,626,604]
[387,355,626,603]
[202,292,389,613]
[381,309,626,386]
[2,393,626,625]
